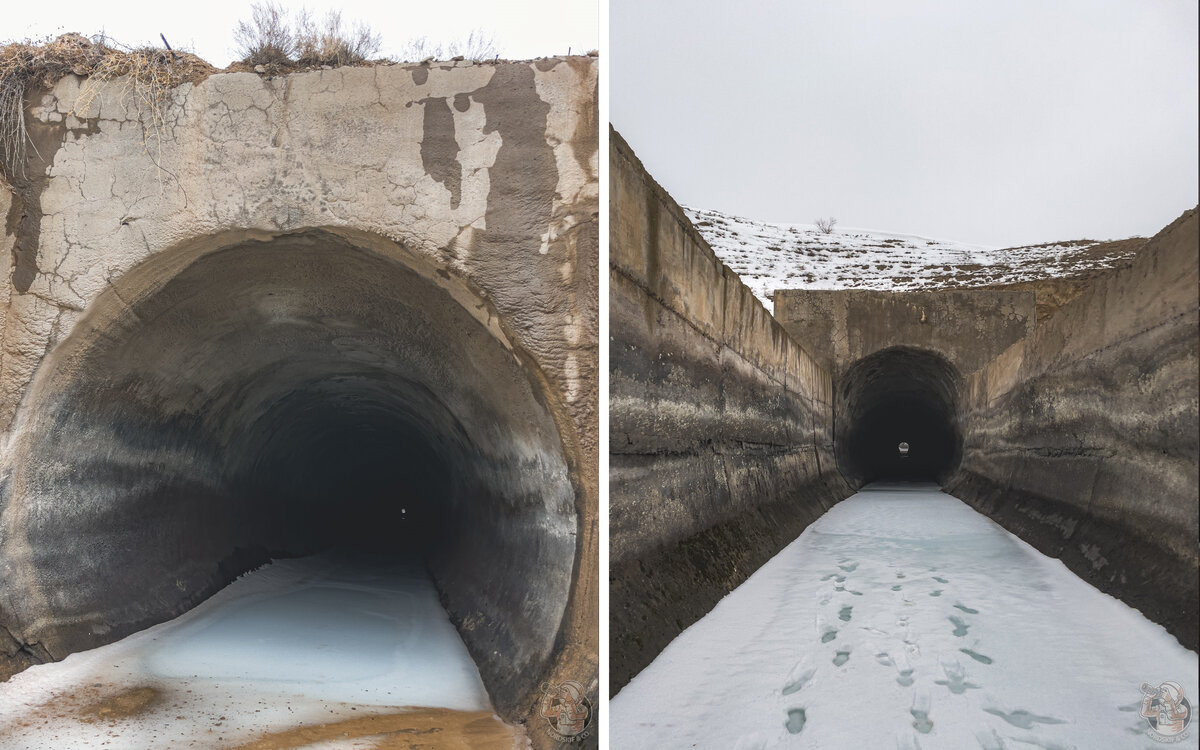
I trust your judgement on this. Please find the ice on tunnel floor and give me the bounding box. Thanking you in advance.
[0,552,494,749]
[611,484,1199,750]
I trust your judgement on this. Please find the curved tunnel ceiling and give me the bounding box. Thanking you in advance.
[835,346,964,486]
[0,229,577,710]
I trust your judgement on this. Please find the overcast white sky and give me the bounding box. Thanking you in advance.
[3,0,597,66]
[612,0,1198,247]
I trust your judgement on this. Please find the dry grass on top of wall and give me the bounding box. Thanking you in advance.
[0,33,214,181]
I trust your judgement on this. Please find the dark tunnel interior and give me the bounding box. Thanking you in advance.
[0,229,577,710]
[835,347,963,486]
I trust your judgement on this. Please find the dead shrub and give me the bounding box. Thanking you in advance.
[234,2,382,68]
[1,33,210,180]
[395,29,499,62]
[234,1,296,66]
[295,9,381,66]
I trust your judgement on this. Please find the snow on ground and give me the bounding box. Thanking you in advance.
[685,207,1142,313]
[611,484,1199,750]
[0,551,513,749]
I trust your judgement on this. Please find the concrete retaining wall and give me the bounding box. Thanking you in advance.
[946,208,1199,650]
[609,129,852,692]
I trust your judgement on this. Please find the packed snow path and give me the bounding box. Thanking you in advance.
[0,551,521,749]
[611,484,1199,749]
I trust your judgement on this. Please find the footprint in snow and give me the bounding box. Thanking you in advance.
[784,708,807,735]
[781,658,816,695]
[875,652,893,667]
[948,616,969,637]
[930,590,943,597]
[839,562,858,572]
[910,693,934,734]
[932,576,948,584]
[892,584,903,591]
[821,629,838,643]
[982,707,1066,729]
[893,652,914,686]
[953,603,979,614]
[960,648,993,665]
[833,650,851,666]
[974,728,1004,750]
[934,661,980,694]
[839,606,853,622]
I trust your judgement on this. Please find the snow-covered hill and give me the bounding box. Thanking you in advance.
[685,207,1145,313]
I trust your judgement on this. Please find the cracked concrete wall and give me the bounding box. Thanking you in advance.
[0,58,597,741]
[609,129,852,693]
[945,208,1199,651]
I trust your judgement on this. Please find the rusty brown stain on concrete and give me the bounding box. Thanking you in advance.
[77,685,164,723]
[229,707,522,750]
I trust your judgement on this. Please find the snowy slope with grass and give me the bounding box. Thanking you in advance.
[685,207,1144,313]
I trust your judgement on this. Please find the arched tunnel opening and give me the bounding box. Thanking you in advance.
[835,346,963,486]
[0,229,577,714]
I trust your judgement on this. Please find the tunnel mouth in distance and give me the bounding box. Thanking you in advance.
[0,229,577,712]
[835,346,964,487]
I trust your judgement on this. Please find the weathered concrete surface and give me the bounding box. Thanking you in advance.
[774,288,1036,378]
[945,208,1199,651]
[0,58,598,743]
[609,129,852,693]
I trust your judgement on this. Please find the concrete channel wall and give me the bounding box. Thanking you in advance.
[946,208,1200,651]
[609,129,853,692]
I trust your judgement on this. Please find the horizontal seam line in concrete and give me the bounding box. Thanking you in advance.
[610,264,807,399]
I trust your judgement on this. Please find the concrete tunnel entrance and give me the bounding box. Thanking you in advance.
[835,346,963,486]
[0,229,577,713]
